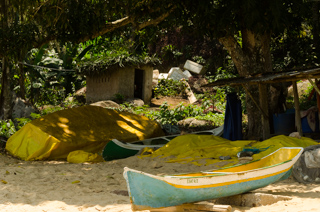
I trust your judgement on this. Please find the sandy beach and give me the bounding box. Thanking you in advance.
[1,152,320,212]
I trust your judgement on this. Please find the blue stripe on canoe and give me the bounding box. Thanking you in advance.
[125,169,291,209]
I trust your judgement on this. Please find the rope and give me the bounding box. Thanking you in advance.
[19,62,75,72]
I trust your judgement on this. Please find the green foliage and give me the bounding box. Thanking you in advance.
[286,83,317,111]
[0,0,41,58]
[38,106,65,116]
[181,0,307,39]
[133,105,154,116]
[33,0,175,43]
[213,89,227,103]
[117,102,135,112]
[211,66,238,81]
[14,117,32,130]
[154,79,188,98]
[14,112,48,131]
[114,93,125,103]
[206,62,238,93]
[78,49,160,75]
[126,104,156,118]
[116,99,223,126]
[23,42,88,106]
[114,95,226,127]
[196,90,227,113]
[153,102,203,125]
[76,36,161,75]
[299,97,317,111]
[0,103,81,140]
[0,120,16,139]
[29,113,41,120]
[272,23,319,71]
[195,113,224,127]
[161,44,183,61]
[0,23,39,58]
[62,93,82,108]
[113,102,157,120]
[201,97,214,111]
[192,56,206,65]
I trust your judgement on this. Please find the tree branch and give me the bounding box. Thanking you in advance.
[136,5,177,31]
[219,35,248,76]
[77,16,133,43]
[76,5,176,43]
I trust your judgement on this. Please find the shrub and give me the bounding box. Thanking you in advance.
[0,120,16,139]
[153,102,203,125]
[154,79,187,98]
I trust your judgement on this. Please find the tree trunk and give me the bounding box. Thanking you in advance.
[220,30,272,140]
[18,8,26,100]
[18,61,26,99]
[0,57,13,120]
[312,2,320,59]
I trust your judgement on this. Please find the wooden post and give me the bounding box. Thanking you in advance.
[243,85,268,119]
[292,81,303,136]
[259,84,270,140]
[308,78,320,95]
[149,202,232,212]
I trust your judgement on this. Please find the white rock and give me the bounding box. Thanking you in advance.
[184,60,205,75]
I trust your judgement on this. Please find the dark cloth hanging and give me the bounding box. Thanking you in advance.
[223,92,243,141]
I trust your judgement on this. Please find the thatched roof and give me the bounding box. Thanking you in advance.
[76,54,161,76]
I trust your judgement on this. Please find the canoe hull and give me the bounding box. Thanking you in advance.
[102,139,164,161]
[125,168,291,210]
[123,147,303,210]
[102,139,141,161]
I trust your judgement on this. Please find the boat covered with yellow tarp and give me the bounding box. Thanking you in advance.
[140,134,318,167]
[5,105,164,161]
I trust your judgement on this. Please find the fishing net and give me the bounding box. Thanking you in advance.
[140,134,317,167]
[292,144,320,184]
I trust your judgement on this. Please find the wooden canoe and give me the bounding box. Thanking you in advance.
[123,147,303,211]
[102,125,224,161]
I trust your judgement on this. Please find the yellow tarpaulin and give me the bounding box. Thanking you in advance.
[6,105,164,161]
[67,150,105,163]
[141,134,317,167]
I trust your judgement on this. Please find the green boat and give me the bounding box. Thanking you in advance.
[102,125,224,161]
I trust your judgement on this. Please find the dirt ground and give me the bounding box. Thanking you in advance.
[150,96,193,109]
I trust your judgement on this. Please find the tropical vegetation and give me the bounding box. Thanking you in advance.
[0,0,319,140]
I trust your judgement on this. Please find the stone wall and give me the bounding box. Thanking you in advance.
[86,65,153,105]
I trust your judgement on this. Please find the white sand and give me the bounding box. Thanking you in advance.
[0,153,320,212]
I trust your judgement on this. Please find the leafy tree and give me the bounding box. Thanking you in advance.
[22,43,89,105]
[174,0,312,138]
[0,0,315,140]
[0,0,39,119]
[0,0,175,119]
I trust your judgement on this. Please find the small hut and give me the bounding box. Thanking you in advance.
[77,55,160,105]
